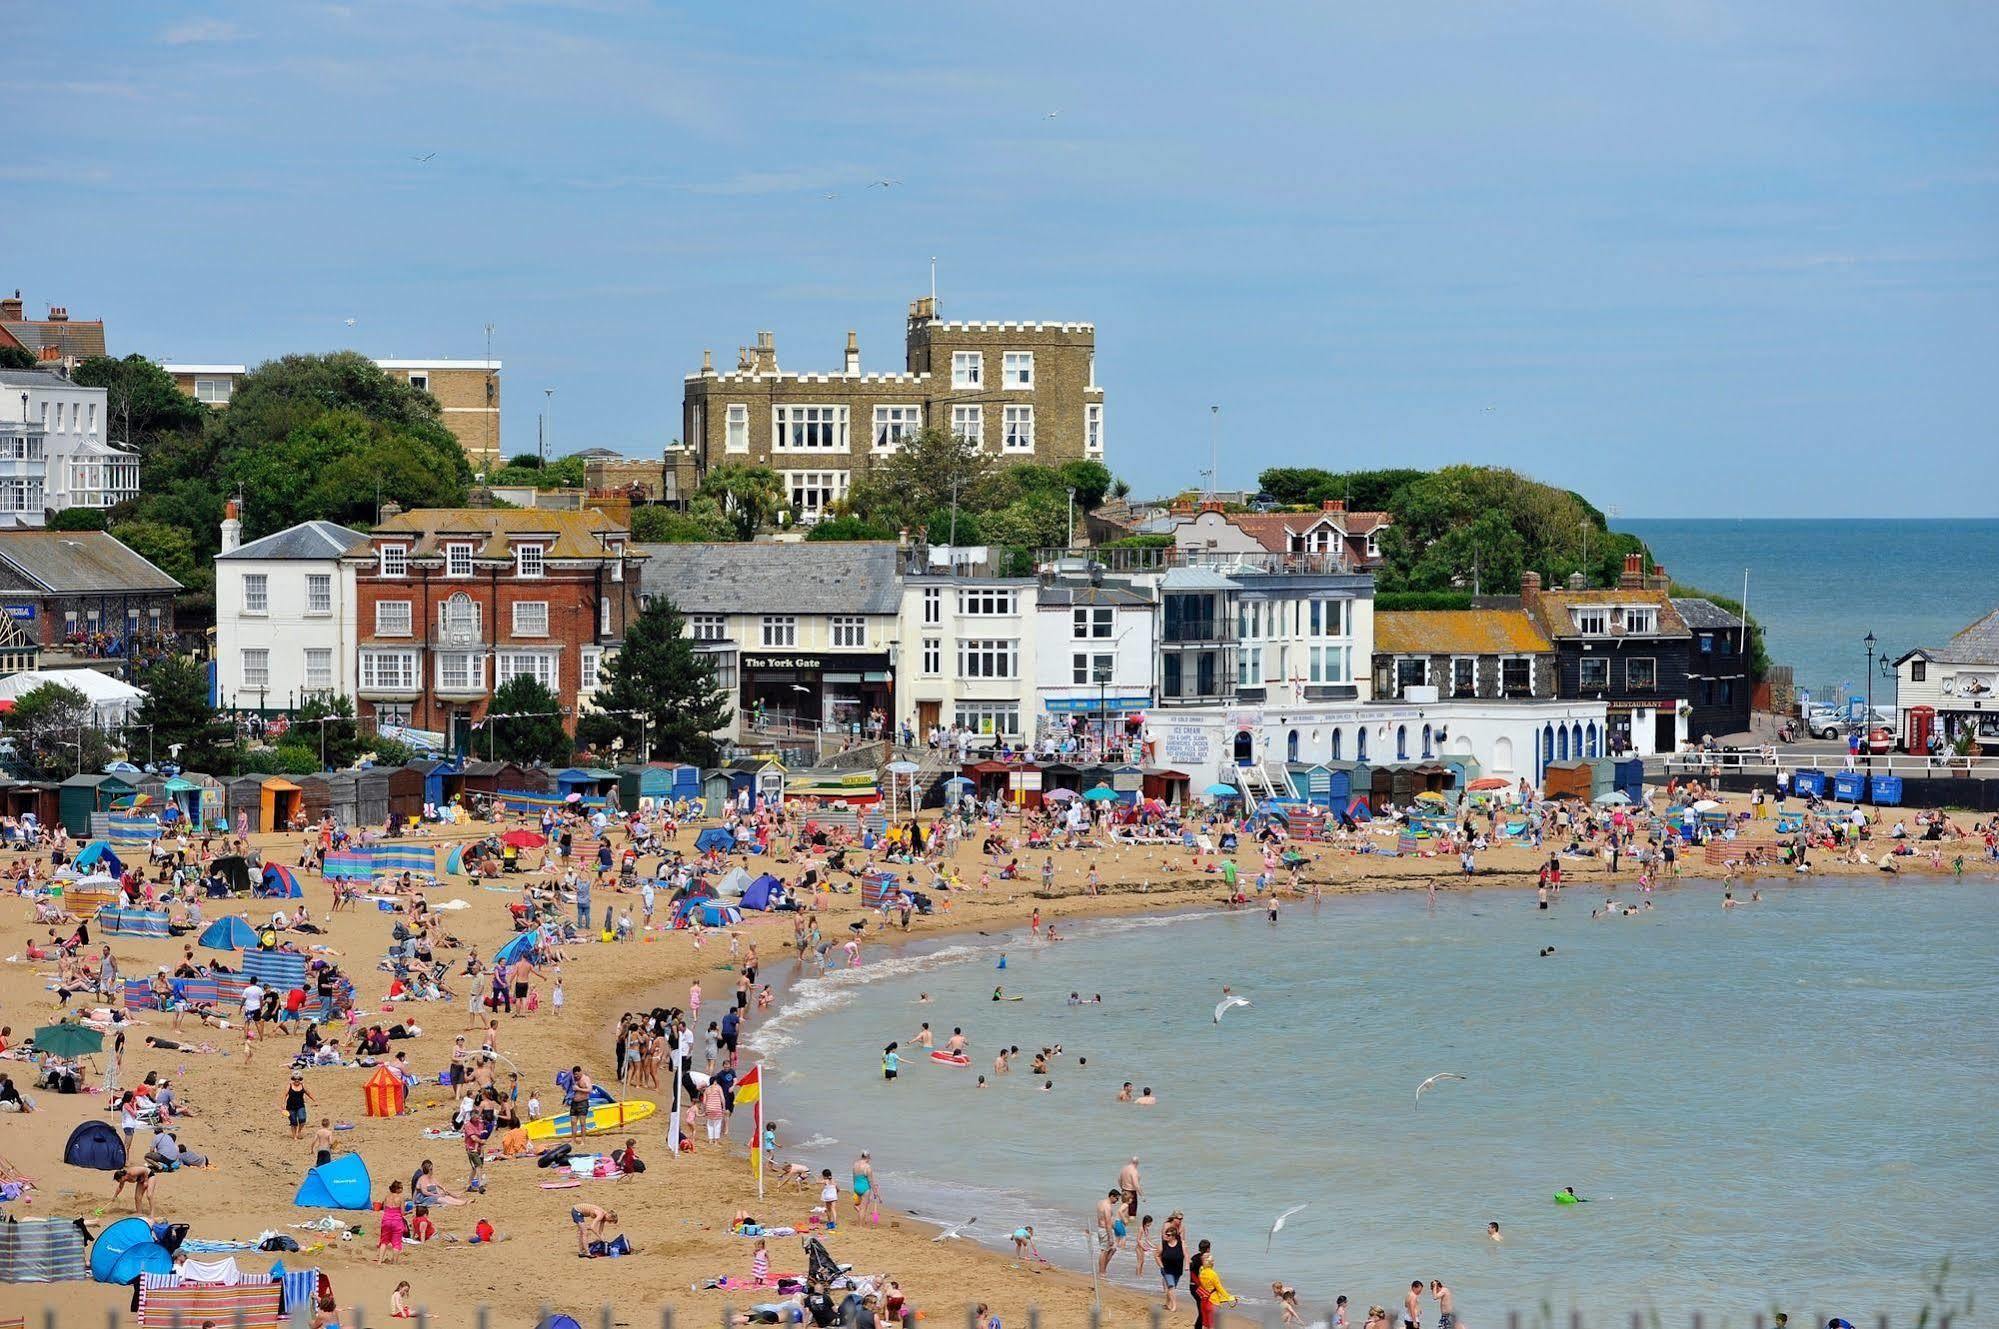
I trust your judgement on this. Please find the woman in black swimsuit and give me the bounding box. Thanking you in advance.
[1157,1214,1186,1313]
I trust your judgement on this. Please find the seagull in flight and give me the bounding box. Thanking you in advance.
[930,1216,978,1242]
[823,192,839,200]
[412,152,436,163]
[1213,995,1251,1024]
[869,179,900,189]
[1415,1072,1466,1105]
[342,318,357,327]
[1044,110,1060,119]
[1266,1204,1309,1251]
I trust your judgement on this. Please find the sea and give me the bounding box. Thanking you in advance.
[1619,519,1999,702]
[750,880,1997,1323]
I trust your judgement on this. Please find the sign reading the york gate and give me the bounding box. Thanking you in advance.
[741,655,828,671]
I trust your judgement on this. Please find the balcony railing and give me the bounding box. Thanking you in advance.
[1036,546,1351,576]
[1161,620,1232,643]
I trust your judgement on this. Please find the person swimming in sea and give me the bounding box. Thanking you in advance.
[992,986,1007,1001]
[1487,1221,1502,1241]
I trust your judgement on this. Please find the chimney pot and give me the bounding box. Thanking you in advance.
[379,500,403,522]
[37,345,60,362]
[45,306,67,322]
[1621,552,1644,589]
[1321,499,1346,513]
[844,330,860,375]
[701,348,714,375]
[1201,499,1225,514]
[220,502,242,555]
[1521,570,1543,593]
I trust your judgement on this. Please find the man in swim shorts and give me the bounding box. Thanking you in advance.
[1095,1189,1122,1275]
[1430,1280,1455,1329]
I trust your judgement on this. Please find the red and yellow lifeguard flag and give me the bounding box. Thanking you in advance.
[736,1063,764,1188]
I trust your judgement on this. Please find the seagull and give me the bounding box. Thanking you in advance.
[869,179,900,189]
[823,192,839,200]
[1044,110,1060,119]
[342,318,357,327]
[930,1216,978,1242]
[1213,995,1251,1024]
[412,152,436,163]
[1415,1072,1466,1105]
[1266,1203,1309,1251]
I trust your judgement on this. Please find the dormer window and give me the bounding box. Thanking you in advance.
[1572,609,1609,636]
[446,543,474,577]
[515,543,545,579]
[1625,608,1657,635]
[379,544,409,577]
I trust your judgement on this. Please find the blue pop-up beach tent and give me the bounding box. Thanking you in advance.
[741,874,784,911]
[258,864,303,898]
[293,1153,371,1209]
[75,841,124,875]
[198,915,259,951]
[694,827,735,854]
[89,1217,155,1282]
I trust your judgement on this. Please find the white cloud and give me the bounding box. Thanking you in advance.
[160,17,243,45]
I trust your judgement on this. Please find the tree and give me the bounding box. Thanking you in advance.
[294,694,362,770]
[70,355,208,465]
[1257,467,1427,511]
[45,507,107,531]
[575,596,732,766]
[130,654,236,773]
[697,464,785,540]
[846,428,996,536]
[484,676,572,766]
[631,503,733,543]
[109,520,199,589]
[227,408,470,536]
[6,682,118,776]
[0,345,37,370]
[806,514,897,542]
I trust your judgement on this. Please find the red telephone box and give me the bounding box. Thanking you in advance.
[1906,705,1935,755]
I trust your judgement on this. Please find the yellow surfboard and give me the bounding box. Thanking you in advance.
[524,1099,657,1141]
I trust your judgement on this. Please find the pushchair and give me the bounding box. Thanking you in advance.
[802,1234,850,1287]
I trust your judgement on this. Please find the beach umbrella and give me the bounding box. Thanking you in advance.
[1204,782,1239,797]
[884,760,920,775]
[1043,788,1080,802]
[564,792,583,803]
[1593,790,1632,806]
[1467,777,1510,791]
[1414,791,1447,803]
[33,1022,104,1058]
[942,776,974,790]
[1691,799,1721,812]
[500,829,547,848]
[1083,784,1119,801]
[72,872,118,889]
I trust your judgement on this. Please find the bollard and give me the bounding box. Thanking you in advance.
[603,1307,614,1329]
[1153,1310,1166,1329]
[1693,1313,1703,1329]
[663,1310,676,1329]
[723,1307,734,1329]
[1089,1305,1102,1329]
[352,1306,368,1329]
[1027,1308,1041,1329]
[416,1311,430,1329]
[476,1309,490,1329]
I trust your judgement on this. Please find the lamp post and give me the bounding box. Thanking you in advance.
[1863,631,1876,771]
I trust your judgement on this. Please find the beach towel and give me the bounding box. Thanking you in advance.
[177,1256,243,1285]
[276,1266,320,1316]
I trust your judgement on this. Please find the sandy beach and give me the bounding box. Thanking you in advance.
[3,795,1985,1326]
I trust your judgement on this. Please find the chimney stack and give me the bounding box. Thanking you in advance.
[751,331,778,374]
[220,500,242,555]
[45,306,67,322]
[844,330,860,375]
[909,296,936,322]
[1567,571,1586,590]
[1521,570,1543,594]
[0,292,21,321]
[378,500,403,523]
[1321,499,1345,513]
[700,348,714,376]
[37,345,61,363]
[1621,552,1644,589]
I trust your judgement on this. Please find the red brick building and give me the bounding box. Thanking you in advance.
[344,506,645,751]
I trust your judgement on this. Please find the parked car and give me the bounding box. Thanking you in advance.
[1803,705,1844,740]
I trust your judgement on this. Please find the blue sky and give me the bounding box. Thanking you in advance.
[17,1,1998,515]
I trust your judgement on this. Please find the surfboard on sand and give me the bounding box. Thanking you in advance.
[524,1100,657,1141]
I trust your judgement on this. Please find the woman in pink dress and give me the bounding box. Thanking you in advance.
[701,1078,727,1143]
[375,1180,407,1264]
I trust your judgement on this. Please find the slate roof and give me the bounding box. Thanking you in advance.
[0,368,85,389]
[1935,608,1999,663]
[0,531,181,592]
[637,541,903,616]
[1524,587,1688,639]
[1669,597,1745,631]
[220,520,372,561]
[1374,609,1552,655]
[363,508,633,561]
[0,317,106,361]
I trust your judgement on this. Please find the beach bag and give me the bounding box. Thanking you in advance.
[588,1235,631,1258]
[537,1143,573,1169]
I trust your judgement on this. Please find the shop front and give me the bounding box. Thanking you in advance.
[740,651,893,735]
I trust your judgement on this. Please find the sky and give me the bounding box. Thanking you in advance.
[14,1,1998,516]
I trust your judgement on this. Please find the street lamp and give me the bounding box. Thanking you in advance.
[1863,631,1877,770]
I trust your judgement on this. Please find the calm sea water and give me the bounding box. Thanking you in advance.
[752,881,1996,1322]
[1620,519,1999,700]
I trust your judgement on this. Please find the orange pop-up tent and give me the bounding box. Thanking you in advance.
[363,1065,406,1118]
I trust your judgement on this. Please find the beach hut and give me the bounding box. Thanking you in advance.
[59,773,137,837]
[380,765,425,824]
[700,768,733,810]
[406,758,463,809]
[225,775,265,832]
[1038,762,1082,799]
[252,776,305,831]
[1542,761,1593,802]
[2,778,60,828]
[296,774,336,825]
[460,760,526,798]
[554,768,600,802]
[1140,768,1190,805]
[961,759,1012,801]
